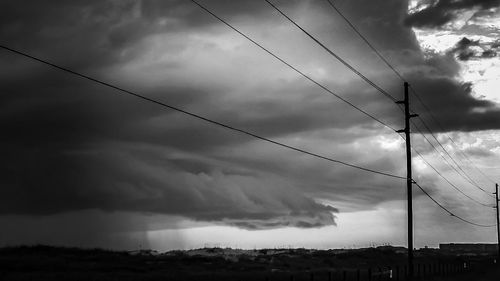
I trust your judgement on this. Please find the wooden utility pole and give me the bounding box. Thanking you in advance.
[396,82,418,279]
[496,183,500,261]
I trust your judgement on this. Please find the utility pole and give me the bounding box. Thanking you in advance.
[496,183,499,262]
[396,82,418,280]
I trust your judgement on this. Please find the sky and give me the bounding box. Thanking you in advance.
[1,0,500,251]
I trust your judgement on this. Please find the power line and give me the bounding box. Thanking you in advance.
[324,0,497,192]
[324,0,405,82]
[396,86,493,199]
[395,120,493,207]
[3,1,494,236]
[190,0,398,133]
[410,85,498,186]
[411,120,494,200]
[263,0,496,209]
[411,144,494,208]
[0,44,407,180]
[413,115,493,196]
[269,0,497,210]
[264,0,398,103]
[407,88,490,194]
[5,1,493,229]
[396,100,493,206]
[265,0,494,208]
[256,0,498,210]
[262,0,498,239]
[414,182,496,228]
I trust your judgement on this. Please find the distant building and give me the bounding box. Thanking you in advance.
[439,243,497,255]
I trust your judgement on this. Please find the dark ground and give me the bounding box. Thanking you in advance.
[0,245,498,281]
[424,266,500,281]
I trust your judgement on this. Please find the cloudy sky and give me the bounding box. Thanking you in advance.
[1,0,500,251]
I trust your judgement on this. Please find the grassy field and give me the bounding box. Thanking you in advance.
[0,245,497,281]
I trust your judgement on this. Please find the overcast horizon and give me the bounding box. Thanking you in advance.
[1,0,500,251]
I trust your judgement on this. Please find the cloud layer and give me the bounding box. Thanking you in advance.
[405,0,500,28]
[0,0,498,239]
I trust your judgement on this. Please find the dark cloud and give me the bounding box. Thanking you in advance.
[0,51,342,229]
[446,37,498,61]
[0,134,338,228]
[481,49,497,58]
[0,0,499,243]
[0,0,297,70]
[406,75,500,132]
[323,0,419,51]
[453,37,479,61]
[425,53,461,76]
[455,37,480,49]
[0,0,147,70]
[405,0,500,28]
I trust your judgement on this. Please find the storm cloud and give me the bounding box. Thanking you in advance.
[445,37,499,61]
[405,0,500,28]
[0,0,498,244]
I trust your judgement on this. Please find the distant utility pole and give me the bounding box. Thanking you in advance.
[496,183,499,262]
[396,82,418,279]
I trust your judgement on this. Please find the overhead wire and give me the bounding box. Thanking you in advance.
[411,143,494,208]
[265,0,498,227]
[393,101,493,207]
[264,0,497,211]
[404,87,492,194]
[188,0,497,213]
[205,0,500,229]
[393,95,494,210]
[410,85,499,186]
[271,0,495,198]
[3,0,495,229]
[190,0,398,133]
[414,182,496,228]
[264,0,398,103]
[0,44,407,180]
[323,0,496,193]
[411,121,495,201]
[324,0,406,82]
[413,114,494,197]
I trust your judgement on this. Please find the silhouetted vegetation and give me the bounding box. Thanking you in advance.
[0,245,498,280]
